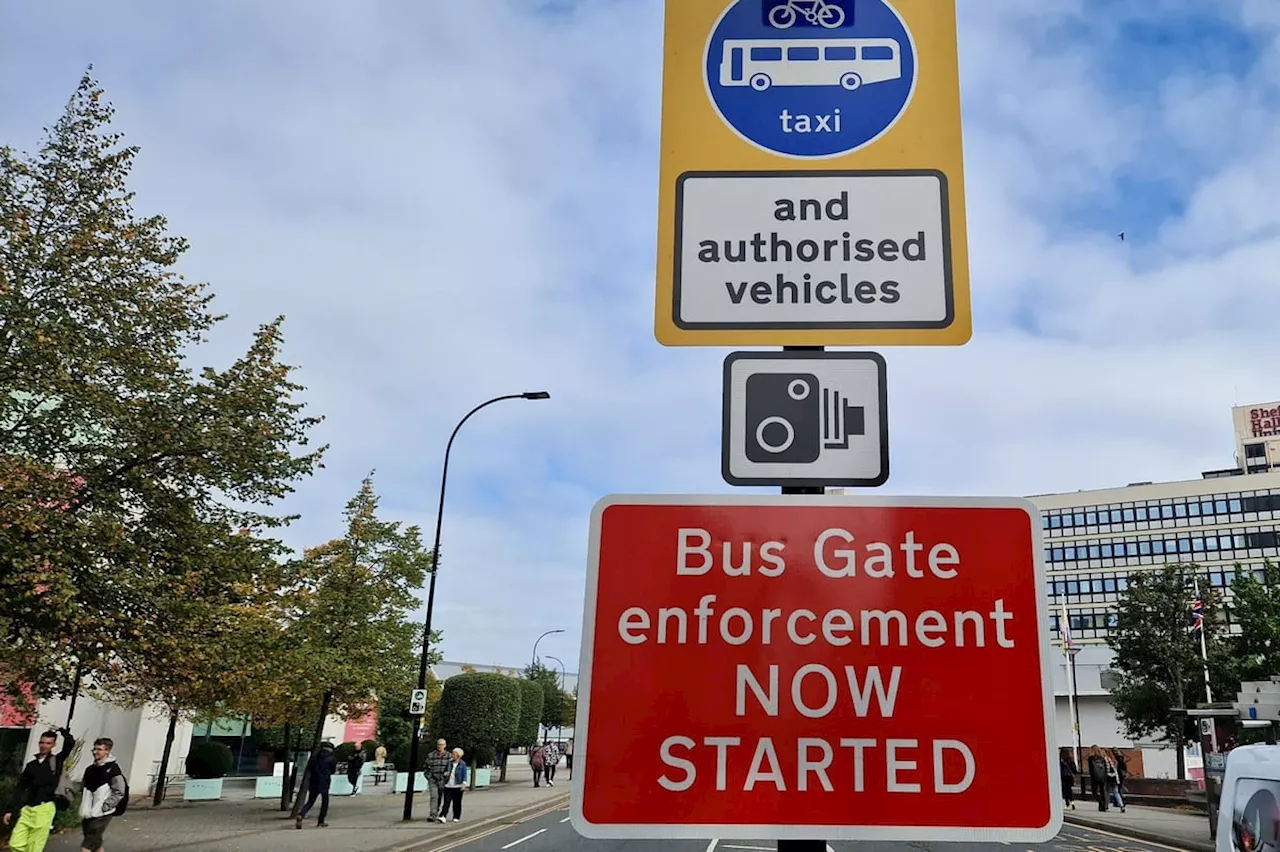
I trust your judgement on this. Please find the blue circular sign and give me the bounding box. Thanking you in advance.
[704,0,917,159]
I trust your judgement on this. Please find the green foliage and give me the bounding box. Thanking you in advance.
[514,678,544,747]
[1230,560,1280,682]
[390,741,413,773]
[0,72,325,701]
[1108,564,1233,750]
[438,673,521,769]
[524,662,566,731]
[333,742,357,762]
[231,475,435,743]
[186,741,234,779]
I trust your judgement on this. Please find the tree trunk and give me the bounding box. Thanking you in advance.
[289,691,332,819]
[152,708,179,807]
[1176,727,1187,780]
[499,749,508,783]
[278,722,292,812]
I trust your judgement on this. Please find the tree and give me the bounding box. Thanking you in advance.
[513,679,544,748]
[1230,561,1280,683]
[93,506,291,805]
[376,669,441,766]
[524,662,565,738]
[262,474,431,816]
[1108,564,1233,779]
[0,72,325,702]
[437,672,521,773]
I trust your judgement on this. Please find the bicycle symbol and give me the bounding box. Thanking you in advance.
[768,0,847,29]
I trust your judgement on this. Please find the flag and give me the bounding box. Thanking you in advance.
[1060,602,1075,652]
[1191,595,1205,637]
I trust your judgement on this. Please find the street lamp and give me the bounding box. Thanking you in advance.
[546,655,567,744]
[402,391,551,822]
[531,629,565,668]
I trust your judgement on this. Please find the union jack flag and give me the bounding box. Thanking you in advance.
[1191,596,1205,635]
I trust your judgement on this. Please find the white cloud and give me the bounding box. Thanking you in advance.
[2,0,1280,668]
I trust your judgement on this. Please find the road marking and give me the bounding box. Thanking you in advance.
[399,797,569,852]
[722,846,772,851]
[1059,825,1190,852]
[706,841,720,852]
[560,817,570,823]
[500,828,547,850]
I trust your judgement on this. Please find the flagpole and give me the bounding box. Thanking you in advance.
[1061,603,1082,774]
[1194,578,1213,703]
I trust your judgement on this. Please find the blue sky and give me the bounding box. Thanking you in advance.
[3,0,1280,672]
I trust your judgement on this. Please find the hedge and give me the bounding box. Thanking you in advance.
[437,672,521,768]
[186,741,234,779]
[514,679,544,747]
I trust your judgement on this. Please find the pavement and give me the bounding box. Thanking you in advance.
[1065,804,1215,852]
[393,807,1214,852]
[38,763,570,852]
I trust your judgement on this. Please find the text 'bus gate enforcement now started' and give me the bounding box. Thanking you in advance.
[654,0,971,348]
[569,494,1063,843]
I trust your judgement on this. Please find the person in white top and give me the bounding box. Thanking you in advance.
[439,748,468,823]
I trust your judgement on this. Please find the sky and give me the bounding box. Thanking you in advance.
[3,0,1280,675]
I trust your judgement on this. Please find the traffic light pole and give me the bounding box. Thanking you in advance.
[778,347,827,852]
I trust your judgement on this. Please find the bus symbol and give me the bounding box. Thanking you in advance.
[719,37,902,92]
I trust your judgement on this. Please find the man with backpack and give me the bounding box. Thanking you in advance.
[76,737,128,852]
[1,726,74,852]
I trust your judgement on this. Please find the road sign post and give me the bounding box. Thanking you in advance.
[655,0,969,347]
[571,494,1062,843]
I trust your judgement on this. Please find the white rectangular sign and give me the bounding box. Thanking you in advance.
[674,171,953,331]
[723,350,888,488]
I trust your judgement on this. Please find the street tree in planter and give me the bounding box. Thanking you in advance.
[502,678,544,781]
[1108,563,1234,780]
[270,475,432,818]
[97,505,292,805]
[438,673,521,785]
[523,662,565,742]
[0,72,325,708]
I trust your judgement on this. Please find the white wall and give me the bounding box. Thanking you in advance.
[23,694,195,785]
[1054,695,1131,749]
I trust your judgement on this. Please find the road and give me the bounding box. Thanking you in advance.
[428,806,1186,852]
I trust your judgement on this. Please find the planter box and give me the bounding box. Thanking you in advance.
[393,771,427,794]
[331,776,364,796]
[184,778,224,801]
[254,777,284,798]
[472,767,491,788]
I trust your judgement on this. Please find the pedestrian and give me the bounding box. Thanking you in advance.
[1112,747,1129,791]
[294,743,336,829]
[1087,746,1108,812]
[1105,755,1126,812]
[1,727,74,852]
[424,739,451,822]
[529,743,545,788]
[542,741,559,787]
[1059,748,1077,811]
[374,744,387,767]
[438,748,468,823]
[346,744,364,796]
[77,737,128,852]
[565,738,573,779]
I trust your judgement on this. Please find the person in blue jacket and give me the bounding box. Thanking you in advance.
[438,748,468,823]
[295,743,337,829]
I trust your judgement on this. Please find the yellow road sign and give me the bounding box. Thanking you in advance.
[655,0,970,347]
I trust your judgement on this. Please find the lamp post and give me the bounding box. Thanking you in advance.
[402,391,551,822]
[546,655,567,744]
[531,629,564,669]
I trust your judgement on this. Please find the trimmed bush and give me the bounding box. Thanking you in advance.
[185,741,234,779]
[390,741,412,772]
[333,741,357,762]
[437,673,521,769]
[514,679,544,748]
[361,738,377,755]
